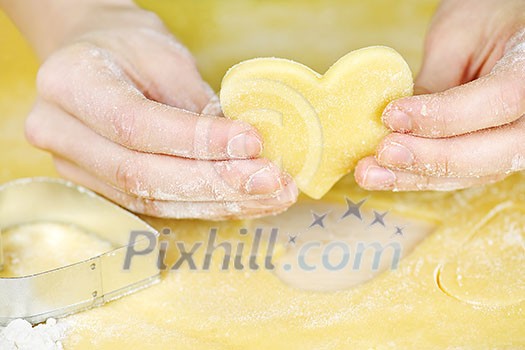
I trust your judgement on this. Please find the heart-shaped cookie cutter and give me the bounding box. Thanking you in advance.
[0,178,160,326]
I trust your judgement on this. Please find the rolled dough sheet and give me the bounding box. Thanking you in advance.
[2,174,523,349]
[60,175,525,348]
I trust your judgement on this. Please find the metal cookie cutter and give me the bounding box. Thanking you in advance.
[0,178,160,326]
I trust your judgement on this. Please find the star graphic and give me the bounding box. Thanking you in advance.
[393,226,405,237]
[340,198,366,221]
[309,211,329,228]
[370,211,388,227]
[288,234,298,245]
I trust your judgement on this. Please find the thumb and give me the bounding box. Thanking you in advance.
[383,47,525,138]
[414,29,472,95]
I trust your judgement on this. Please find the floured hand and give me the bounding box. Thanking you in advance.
[18,1,297,219]
[355,0,525,191]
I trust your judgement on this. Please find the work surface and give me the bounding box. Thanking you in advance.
[0,0,524,348]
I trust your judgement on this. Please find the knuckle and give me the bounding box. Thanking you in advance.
[115,156,145,196]
[129,197,160,217]
[496,75,524,120]
[436,112,449,137]
[36,58,63,100]
[24,110,46,148]
[418,97,449,137]
[435,151,452,176]
[36,42,97,100]
[109,108,139,148]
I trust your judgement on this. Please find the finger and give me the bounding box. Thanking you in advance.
[25,101,297,202]
[355,157,507,192]
[81,29,218,114]
[383,50,525,138]
[375,119,525,178]
[414,1,478,94]
[414,27,471,94]
[37,43,261,160]
[201,90,224,117]
[413,0,503,94]
[117,30,216,113]
[54,157,296,220]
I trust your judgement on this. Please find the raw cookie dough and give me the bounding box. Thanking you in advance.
[262,200,436,292]
[0,223,112,277]
[437,203,525,307]
[59,175,525,350]
[220,46,413,199]
[2,176,524,349]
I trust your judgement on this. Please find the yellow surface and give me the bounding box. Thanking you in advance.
[0,0,524,349]
[220,47,413,198]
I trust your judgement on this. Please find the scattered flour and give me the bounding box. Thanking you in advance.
[0,319,67,350]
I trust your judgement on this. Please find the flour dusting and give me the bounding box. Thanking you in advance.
[0,319,67,350]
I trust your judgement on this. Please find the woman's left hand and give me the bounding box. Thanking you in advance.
[355,0,525,191]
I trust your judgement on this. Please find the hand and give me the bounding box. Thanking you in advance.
[355,0,525,191]
[21,2,297,219]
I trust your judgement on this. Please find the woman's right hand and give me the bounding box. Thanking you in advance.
[22,2,297,220]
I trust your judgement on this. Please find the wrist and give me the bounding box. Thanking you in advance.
[0,0,160,60]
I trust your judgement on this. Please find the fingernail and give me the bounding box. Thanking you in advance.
[383,108,412,132]
[227,131,263,158]
[258,175,298,206]
[276,174,298,202]
[362,166,396,187]
[244,166,283,195]
[378,142,414,167]
[201,95,223,116]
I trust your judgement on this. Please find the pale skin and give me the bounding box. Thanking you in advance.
[0,0,297,220]
[355,0,525,191]
[1,0,524,219]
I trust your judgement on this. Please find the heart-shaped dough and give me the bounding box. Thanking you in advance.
[220,46,413,199]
